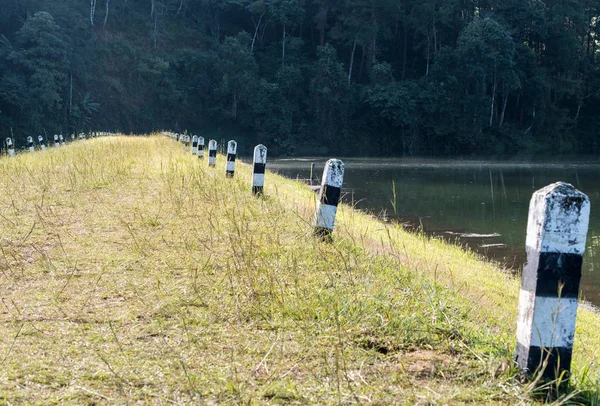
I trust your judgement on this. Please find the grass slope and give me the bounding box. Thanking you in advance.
[0,136,598,404]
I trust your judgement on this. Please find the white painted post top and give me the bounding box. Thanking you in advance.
[209,140,217,149]
[227,140,237,154]
[192,135,198,142]
[525,182,590,255]
[254,144,267,163]
[198,136,205,144]
[38,136,43,142]
[322,159,345,188]
[27,136,33,142]
[6,138,12,146]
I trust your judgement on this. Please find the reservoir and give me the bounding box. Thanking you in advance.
[267,158,600,308]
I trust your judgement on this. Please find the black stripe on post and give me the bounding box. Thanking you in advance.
[521,252,583,298]
[253,163,266,174]
[320,185,341,207]
[209,150,217,157]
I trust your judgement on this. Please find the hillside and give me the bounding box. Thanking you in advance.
[0,136,599,404]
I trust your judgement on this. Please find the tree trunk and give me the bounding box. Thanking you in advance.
[499,93,508,127]
[103,0,109,29]
[401,0,407,80]
[282,23,286,67]
[425,32,430,77]
[90,0,97,25]
[69,73,73,115]
[348,36,357,84]
[251,13,264,52]
[489,76,496,127]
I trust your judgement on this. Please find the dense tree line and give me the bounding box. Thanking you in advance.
[2,0,600,156]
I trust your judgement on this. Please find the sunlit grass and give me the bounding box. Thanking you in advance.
[0,135,597,404]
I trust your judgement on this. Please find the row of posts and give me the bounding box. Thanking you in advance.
[4,132,116,156]
[166,131,587,384]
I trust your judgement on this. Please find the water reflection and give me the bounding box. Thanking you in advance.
[266,158,600,307]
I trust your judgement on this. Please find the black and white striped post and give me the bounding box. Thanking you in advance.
[515,182,590,381]
[226,140,237,177]
[208,139,217,167]
[192,135,198,154]
[79,133,84,141]
[38,135,46,150]
[71,133,75,141]
[313,159,344,240]
[252,144,267,195]
[54,134,60,148]
[197,136,205,158]
[59,134,65,145]
[6,138,15,157]
[27,136,34,152]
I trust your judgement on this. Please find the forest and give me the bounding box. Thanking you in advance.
[1,0,600,156]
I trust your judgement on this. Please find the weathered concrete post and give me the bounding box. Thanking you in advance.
[313,159,344,240]
[226,140,237,178]
[197,136,205,158]
[185,135,191,151]
[71,133,75,141]
[54,134,60,148]
[79,133,84,141]
[6,138,15,157]
[192,135,198,154]
[59,134,65,146]
[252,144,267,195]
[27,136,34,152]
[515,182,590,381]
[38,135,46,150]
[208,139,217,167]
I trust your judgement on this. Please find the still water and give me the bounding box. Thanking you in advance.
[267,158,600,307]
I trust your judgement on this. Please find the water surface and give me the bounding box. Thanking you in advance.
[266,158,600,307]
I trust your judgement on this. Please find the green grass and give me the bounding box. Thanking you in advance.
[0,135,598,404]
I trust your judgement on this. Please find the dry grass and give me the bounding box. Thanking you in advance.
[0,135,597,404]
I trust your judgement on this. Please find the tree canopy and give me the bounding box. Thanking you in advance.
[2,0,600,155]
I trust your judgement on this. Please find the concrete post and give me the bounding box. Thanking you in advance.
[197,136,205,158]
[515,182,590,381]
[192,135,198,154]
[313,159,344,239]
[59,134,65,145]
[208,139,217,167]
[38,136,46,150]
[226,140,237,177]
[252,144,267,195]
[27,136,34,152]
[6,138,15,157]
[54,134,60,147]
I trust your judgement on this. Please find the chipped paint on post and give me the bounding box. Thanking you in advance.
[197,136,205,158]
[208,139,217,167]
[226,140,237,177]
[313,159,344,240]
[516,182,590,380]
[252,144,267,195]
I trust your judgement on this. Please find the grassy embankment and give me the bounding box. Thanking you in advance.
[0,135,599,404]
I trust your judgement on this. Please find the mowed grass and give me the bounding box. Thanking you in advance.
[0,135,598,404]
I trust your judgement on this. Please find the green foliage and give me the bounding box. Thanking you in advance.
[1,0,600,154]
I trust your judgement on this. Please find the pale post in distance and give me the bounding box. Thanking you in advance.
[252,144,267,195]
